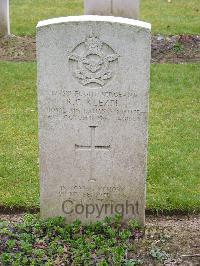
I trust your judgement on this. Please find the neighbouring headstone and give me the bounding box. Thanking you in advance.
[0,0,10,36]
[84,0,140,20]
[37,16,151,225]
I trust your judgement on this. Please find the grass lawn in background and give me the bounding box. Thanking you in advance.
[0,62,38,208]
[10,0,200,36]
[148,64,199,212]
[0,62,199,212]
[141,0,200,35]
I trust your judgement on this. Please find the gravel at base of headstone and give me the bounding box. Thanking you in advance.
[37,16,151,225]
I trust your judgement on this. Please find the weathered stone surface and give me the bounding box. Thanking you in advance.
[37,16,151,224]
[0,0,10,36]
[84,0,140,19]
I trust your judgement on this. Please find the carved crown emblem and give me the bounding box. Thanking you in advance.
[69,36,119,87]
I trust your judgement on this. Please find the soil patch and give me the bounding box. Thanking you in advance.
[0,35,36,62]
[0,214,199,265]
[0,34,199,63]
[145,215,200,265]
[152,35,200,63]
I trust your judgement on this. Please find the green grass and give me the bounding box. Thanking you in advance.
[0,62,199,212]
[141,0,200,35]
[148,64,200,213]
[0,62,38,208]
[10,0,200,36]
[10,0,83,36]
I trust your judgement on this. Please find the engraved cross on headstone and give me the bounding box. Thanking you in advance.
[75,126,110,182]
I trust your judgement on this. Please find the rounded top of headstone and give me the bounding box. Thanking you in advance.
[37,15,151,31]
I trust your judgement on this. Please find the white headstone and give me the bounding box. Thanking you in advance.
[0,0,10,36]
[37,16,151,225]
[84,0,140,19]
